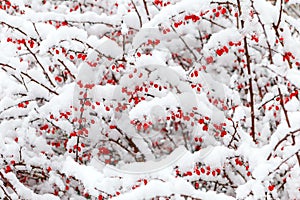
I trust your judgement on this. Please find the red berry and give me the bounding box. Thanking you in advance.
[47,166,52,172]
[99,147,110,154]
[198,118,204,124]
[143,179,148,185]
[61,21,68,26]
[221,130,227,137]
[186,171,192,176]
[206,56,214,64]
[5,166,12,173]
[216,49,223,56]
[268,185,275,191]
[18,103,24,108]
[200,168,205,173]
[55,76,62,82]
[221,8,226,14]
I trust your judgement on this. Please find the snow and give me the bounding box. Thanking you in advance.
[0,0,300,199]
[129,92,177,120]
[136,54,167,68]
[112,178,236,200]
[62,157,104,196]
[201,146,235,168]
[287,68,300,88]
[117,145,188,174]
[4,172,60,200]
[236,180,265,200]
[40,83,74,114]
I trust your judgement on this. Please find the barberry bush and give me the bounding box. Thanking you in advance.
[0,0,299,199]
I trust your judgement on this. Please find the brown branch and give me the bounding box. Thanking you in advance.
[228,119,238,148]
[268,150,300,176]
[202,17,227,29]
[57,59,76,80]
[0,184,12,200]
[277,86,291,127]
[32,22,42,41]
[142,0,151,21]
[272,23,293,69]
[108,138,136,158]
[0,67,22,84]
[75,89,89,162]
[115,126,141,155]
[211,1,236,6]
[72,38,112,59]
[1,22,27,37]
[267,128,300,160]
[275,0,284,29]
[24,43,56,87]
[0,172,18,195]
[251,0,274,63]
[22,72,58,95]
[0,63,58,95]
[237,0,256,142]
[258,94,280,110]
[131,0,143,27]
[170,25,198,61]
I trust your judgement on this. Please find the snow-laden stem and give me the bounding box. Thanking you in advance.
[170,25,198,62]
[0,172,18,197]
[272,23,293,68]
[267,128,300,161]
[237,0,256,142]
[275,0,284,29]
[0,63,58,95]
[75,89,89,162]
[57,59,76,80]
[277,87,291,128]
[251,0,274,63]
[24,43,56,88]
[228,119,238,148]
[0,185,12,200]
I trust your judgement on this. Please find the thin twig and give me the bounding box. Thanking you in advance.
[131,0,142,27]
[24,43,56,87]
[0,63,58,95]
[142,0,151,21]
